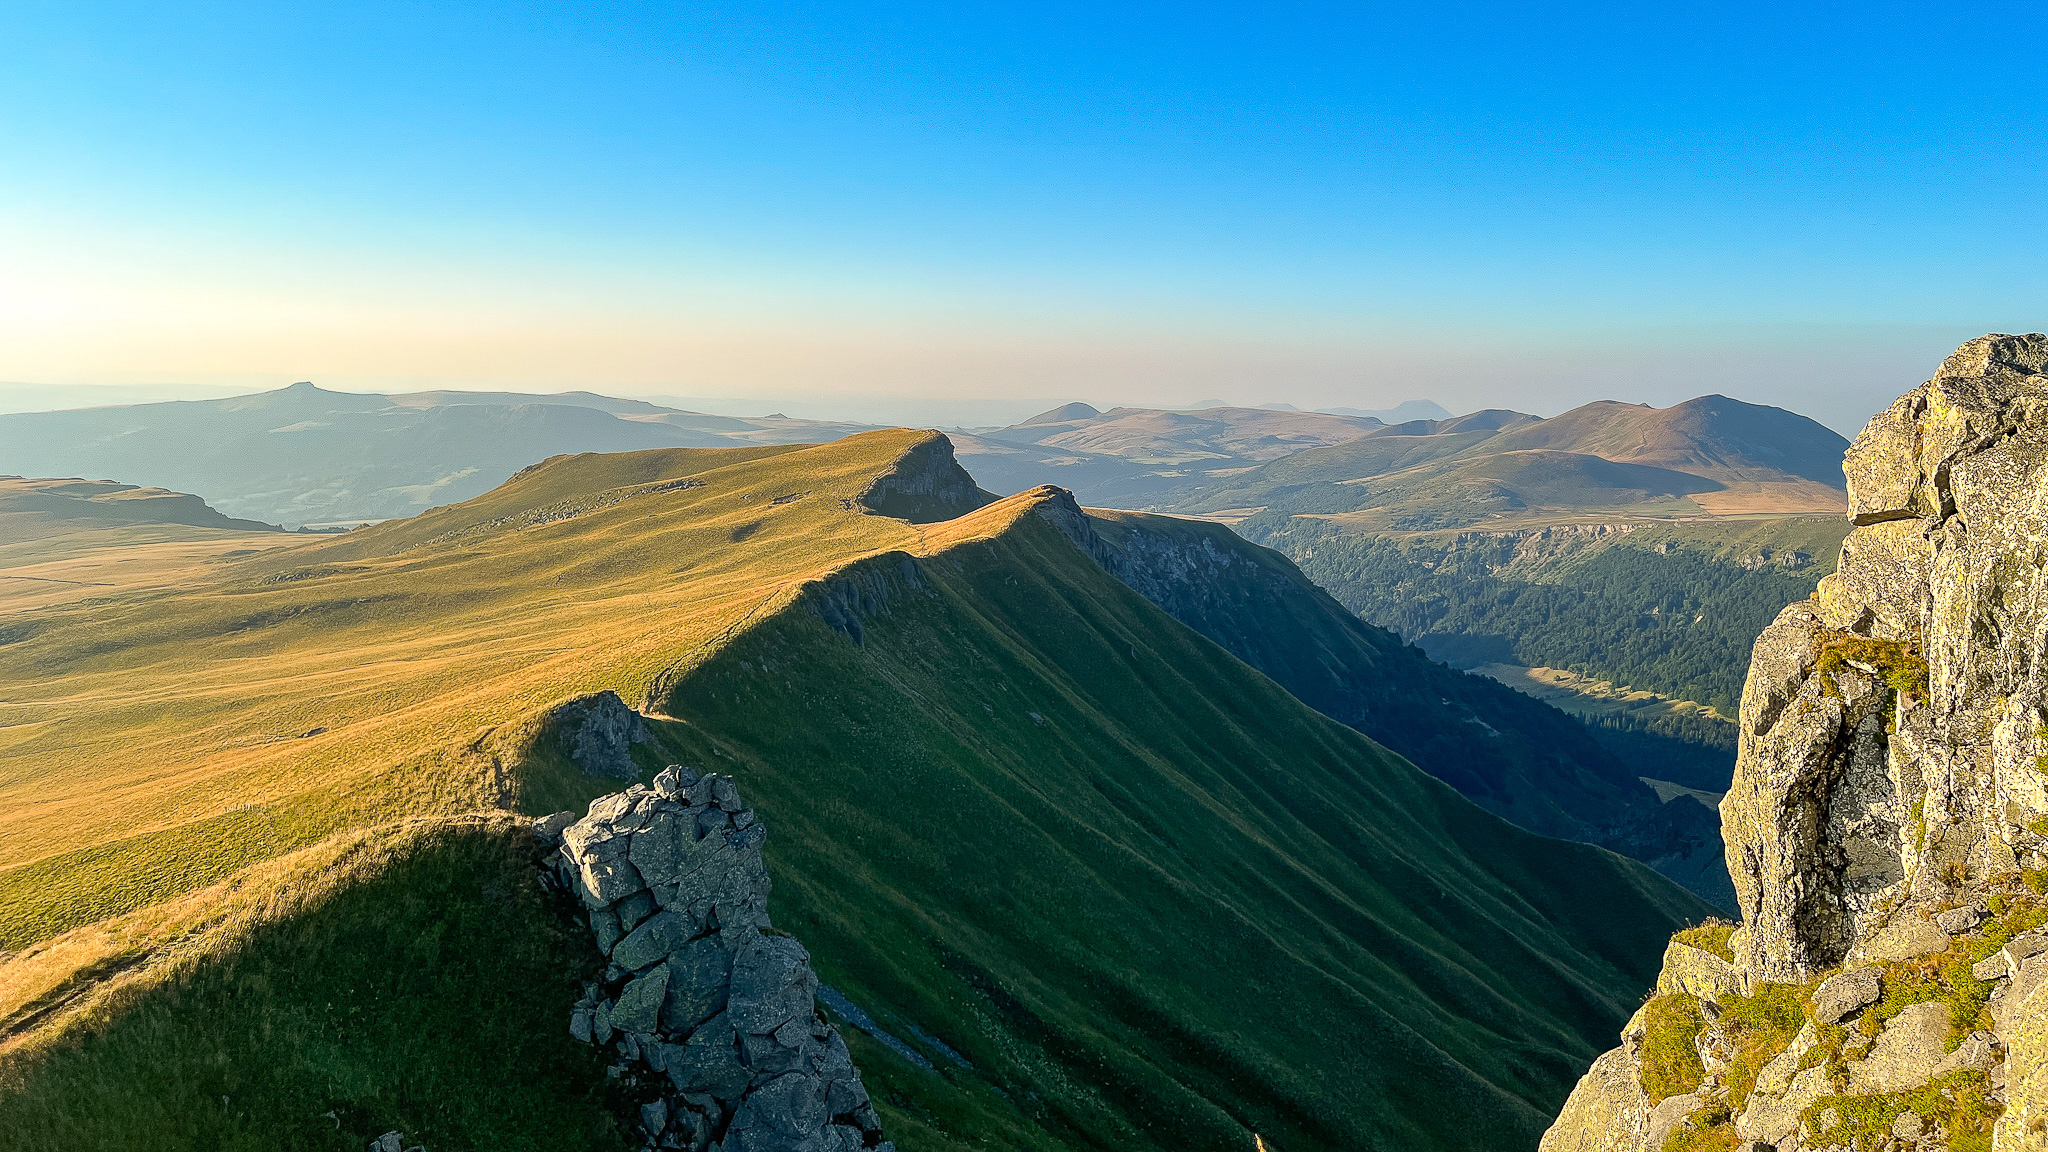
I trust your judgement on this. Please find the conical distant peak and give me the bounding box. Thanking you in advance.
[1018,401,1099,426]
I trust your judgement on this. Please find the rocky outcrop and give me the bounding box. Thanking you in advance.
[852,434,992,523]
[539,766,893,1152]
[550,690,655,779]
[1541,335,2048,1152]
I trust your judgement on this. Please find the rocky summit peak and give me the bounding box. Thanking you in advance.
[1542,335,2048,1152]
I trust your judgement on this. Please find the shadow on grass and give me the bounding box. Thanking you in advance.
[0,823,630,1152]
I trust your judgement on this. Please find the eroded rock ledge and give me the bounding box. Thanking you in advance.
[1542,335,2048,1152]
[537,766,893,1152]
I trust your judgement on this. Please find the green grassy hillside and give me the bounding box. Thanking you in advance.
[1246,515,1850,786]
[0,431,1711,1151]
[1081,508,1722,890]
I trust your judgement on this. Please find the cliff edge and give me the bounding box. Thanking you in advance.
[1541,334,2048,1152]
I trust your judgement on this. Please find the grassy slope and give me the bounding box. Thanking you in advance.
[0,431,1710,1151]
[1079,508,1719,879]
[0,819,626,1152]
[0,438,901,949]
[640,494,1711,1150]
[1247,515,1849,755]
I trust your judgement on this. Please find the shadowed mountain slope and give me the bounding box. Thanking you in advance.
[1076,505,1727,901]
[0,431,1708,1152]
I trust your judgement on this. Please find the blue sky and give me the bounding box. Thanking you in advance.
[1,1,2042,431]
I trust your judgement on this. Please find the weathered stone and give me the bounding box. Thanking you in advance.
[1644,1092,1702,1152]
[725,1072,830,1149]
[532,810,577,845]
[1931,1029,2001,1078]
[613,964,671,1035]
[653,763,700,800]
[614,888,657,933]
[1814,519,1936,642]
[556,771,887,1151]
[1994,963,2048,1150]
[1655,941,1744,1006]
[666,1013,751,1098]
[552,689,652,779]
[729,935,817,1038]
[590,906,624,955]
[1851,912,1950,965]
[1933,904,1983,934]
[1750,1020,1817,1097]
[639,1097,669,1138]
[663,937,734,1033]
[1845,1001,1950,1095]
[1974,930,2048,983]
[1811,966,1883,1025]
[564,817,647,906]
[1537,1046,1652,1152]
[1736,1062,1826,1147]
[1996,953,2048,1031]
[612,909,695,972]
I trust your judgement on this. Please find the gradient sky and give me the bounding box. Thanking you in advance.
[2,1,2043,432]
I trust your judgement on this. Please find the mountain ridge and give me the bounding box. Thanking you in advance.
[0,428,1710,1151]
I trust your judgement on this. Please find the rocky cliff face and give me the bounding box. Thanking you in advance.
[1541,335,2048,1152]
[539,766,893,1152]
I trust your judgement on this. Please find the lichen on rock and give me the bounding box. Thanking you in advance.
[1540,334,2048,1152]
[539,765,894,1152]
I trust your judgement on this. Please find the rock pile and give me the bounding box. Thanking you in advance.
[1541,335,2048,1152]
[538,765,894,1152]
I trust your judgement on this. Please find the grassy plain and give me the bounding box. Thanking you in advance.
[0,431,1710,1150]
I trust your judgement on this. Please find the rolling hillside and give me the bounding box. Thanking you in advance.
[1173,394,1848,526]
[0,382,873,528]
[0,431,1709,1152]
[0,478,293,614]
[954,403,1386,504]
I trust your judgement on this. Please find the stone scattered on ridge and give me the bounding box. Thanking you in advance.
[1809,967,1882,1026]
[545,764,894,1152]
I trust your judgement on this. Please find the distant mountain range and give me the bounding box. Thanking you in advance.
[953,402,1394,506]
[0,382,872,527]
[0,381,1846,535]
[1173,395,1849,528]
[0,476,283,536]
[950,393,1848,530]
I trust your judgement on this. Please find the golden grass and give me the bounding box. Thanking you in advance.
[0,431,942,952]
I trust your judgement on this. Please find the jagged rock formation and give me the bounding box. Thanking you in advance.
[1541,335,2048,1152]
[539,766,893,1152]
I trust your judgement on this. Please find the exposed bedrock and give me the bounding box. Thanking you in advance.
[1542,334,2048,1152]
[537,766,893,1152]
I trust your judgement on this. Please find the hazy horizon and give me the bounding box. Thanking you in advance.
[4,4,2042,438]
[0,319,1998,437]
